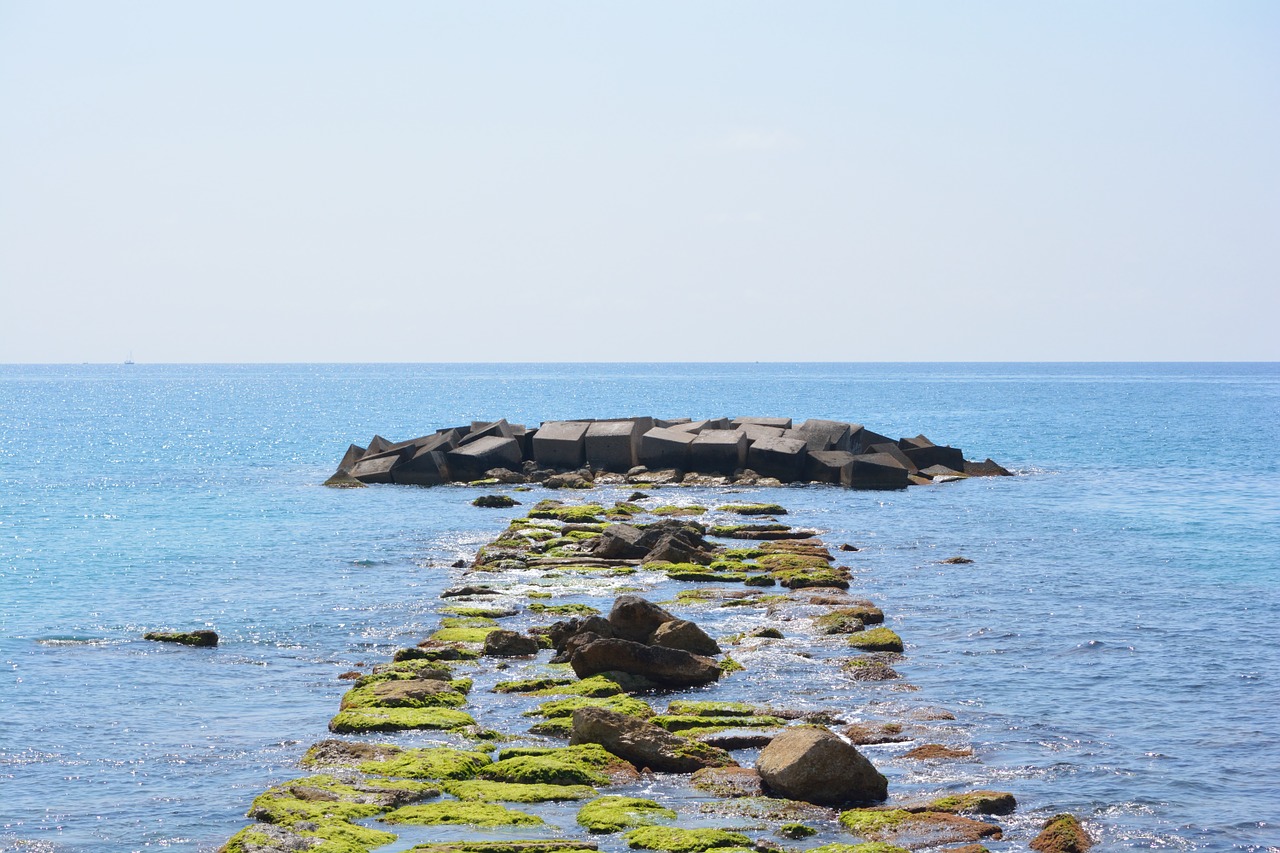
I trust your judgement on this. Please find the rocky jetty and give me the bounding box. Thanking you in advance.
[219,493,1091,853]
[325,416,1011,489]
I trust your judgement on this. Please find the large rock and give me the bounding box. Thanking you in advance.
[845,452,910,490]
[964,457,1012,477]
[805,450,855,484]
[746,436,809,482]
[756,726,887,806]
[585,420,644,472]
[638,427,696,470]
[533,421,591,469]
[446,436,523,481]
[607,595,676,643]
[569,637,721,687]
[570,708,736,773]
[689,430,748,474]
[1030,813,1093,853]
[651,619,720,656]
[589,523,648,560]
[483,629,540,657]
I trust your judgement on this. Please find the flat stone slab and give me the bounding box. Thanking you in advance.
[533,421,590,469]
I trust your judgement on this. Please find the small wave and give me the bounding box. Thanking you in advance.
[350,559,380,567]
[35,636,116,647]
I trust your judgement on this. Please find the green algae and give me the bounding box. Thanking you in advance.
[220,820,396,853]
[441,606,517,618]
[756,552,831,570]
[717,503,786,516]
[527,502,606,523]
[925,790,1016,815]
[528,602,601,615]
[808,845,910,853]
[143,630,217,647]
[848,627,905,652]
[838,809,914,835]
[718,656,744,673]
[430,626,500,644]
[778,822,816,839]
[770,567,851,589]
[248,774,437,825]
[360,747,491,781]
[339,681,467,710]
[442,779,597,802]
[720,547,768,559]
[493,676,576,693]
[381,801,543,827]
[526,694,654,720]
[622,826,750,852]
[649,714,783,733]
[1031,813,1091,853]
[651,505,707,516]
[405,843,597,853]
[530,674,626,697]
[665,701,759,717]
[488,744,635,786]
[393,645,480,663]
[576,795,677,833]
[328,707,476,734]
[527,717,574,736]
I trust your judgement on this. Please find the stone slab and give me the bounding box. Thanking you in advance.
[585,420,643,471]
[639,427,697,470]
[533,421,590,469]
[460,419,515,446]
[689,429,748,474]
[746,436,809,482]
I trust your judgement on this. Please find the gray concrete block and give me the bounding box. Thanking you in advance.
[866,442,918,474]
[805,450,856,484]
[460,419,515,446]
[533,421,590,469]
[689,429,748,474]
[739,423,785,444]
[350,446,413,484]
[849,426,892,455]
[746,436,809,482]
[902,442,965,471]
[731,417,793,430]
[447,436,523,481]
[586,420,643,471]
[639,427,696,470]
[782,428,834,452]
[393,449,450,485]
[335,443,366,475]
[655,418,692,428]
[666,419,710,435]
[796,419,854,452]
[844,453,910,490]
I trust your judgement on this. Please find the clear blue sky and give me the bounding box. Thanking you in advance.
[1,2,1276,362]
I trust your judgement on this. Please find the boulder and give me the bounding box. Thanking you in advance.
[756,726,887,806]
[689,430,748,474]
[570,708,736,772]
[650,619,720,656]
[446,436,523,482]
[547,615,616,654]
[533,421,591,469]
[569,637,721,687]
[1031,813,1093,853]
[805,450,855,484]
[585,420,643,472]
[607,595,676,643]
[746,436,809,482]
[483,629,540,657]
[143,630,218,647]
[589,523,648,560]
[844,453,910,490]
[638,427,696,470]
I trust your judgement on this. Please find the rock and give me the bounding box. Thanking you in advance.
[904,743,973,759]
[755,726,887,806]
[635,521,714,565]
[607,595,676,643]
[650,619,720,656]
[688,430,748,474]
[585,420,645,471]
[483,630,540,657]
[942,556,974,564]
[842,722,909,745]
[569,637,720,688]
[533,421,591,469]
[460,419,515,445]
[920,464,967,479]
[964,457,1012,477]
[350,446,413,484]
[300,738,401,768]
[441,585,496,598]
[589,523,649,560]
[638,427,696,470]
[1031,814,1092,853]
[543,472,594,489]
[746,436,809,482]
[569,708,736,773]
[848,426,894,454]
[689,766,764,797]
[144,630,218,647]
[485,467,527,484]
[446,436,523,482]
[844,452,910,490]
[547,615,615,654]
[839,808,1001,846]
[804,450,855,484]
[472,494,519,508]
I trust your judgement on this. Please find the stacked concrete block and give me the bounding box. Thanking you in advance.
[739,423,785,444]
[460,419,515,446]
[585,420,644,471]
[690,429,748,474]
[805,450,856,484]
[848,426,893,455]
[533,421,591,469]
[731,417,793,430]
[899,435,965,471]
[746,436,809,482]
[866,442,918,474]
[639,427,697,469]
[447,435,523,481]
[796,419,854,452]
[350,446,413,484]
[845,452,910,490]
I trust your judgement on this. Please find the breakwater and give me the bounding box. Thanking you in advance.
[219,494,1088,853]
[325,417,1011,490]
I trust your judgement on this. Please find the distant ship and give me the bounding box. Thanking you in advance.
[124,351,135,365]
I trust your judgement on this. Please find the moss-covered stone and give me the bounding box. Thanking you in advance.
[328,707,476,734]
[220,819,396,853]
[529,674,626,697]
[339,680,467,710]
[720,547,768,559]
[490,745,637,786]
[381,801,543,827]
[665,701,758,717]
[441,605,518,618]
[807,845,910,853]
[528,602,601,615]
[526,695,654,720]
[577,795,677,833]
[770,567,851,589]
[651,505,707,516]
[474,494,520,508]
[622,826,750,852]
[406,844,597,853]
[923,791,1016,815]
[143,630,217,647]
[493,676,577,693]
[442,780,597,802]
[360,747,491,781]
[649,715,783,733]
[717,503,786,516]
[392,645,480,663]
[756,552,832,570]
[848,627,904,652]
[718,656,744,673]
[430,626,501,644]
[838,808,1002,846]
[527,502,606,523]
[777,822,816,839]
[248,774,437,825]
[1030,813,1092,853]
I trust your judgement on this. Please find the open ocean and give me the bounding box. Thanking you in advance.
[1,362,1277,853]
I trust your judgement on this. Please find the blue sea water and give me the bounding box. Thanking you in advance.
[1,362,1277,852]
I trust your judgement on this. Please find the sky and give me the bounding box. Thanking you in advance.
[1,1,1277,363]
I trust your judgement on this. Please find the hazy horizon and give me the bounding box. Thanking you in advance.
[3,2,1277,363]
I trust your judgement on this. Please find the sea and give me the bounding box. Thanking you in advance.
[1,363,1277,853]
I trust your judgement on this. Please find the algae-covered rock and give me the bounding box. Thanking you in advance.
[248,774,438,825]
[328,707,476,734]
[665,701,760,717]
[360,747,492,780]
[481,744,637,786]
[530,674,628,697]
[807,845,909,853]
[493,676,577,694]
[903,744,973,760]
[300,739,401,769]
[649,714,784,733]
[407,844,597,853]
[843,658,901,681]
[442,780,597,803]
[622,826,750,852]
[689,766,764,797]
[848,627,904,653]
[219,819,395,853]
[570,637,721,688]
[919,790,1016,815]
[842,723,908,745]
[527,694,654,720]
[770,567,851,589]
[576,795,677,833]
[339,678,467,710]
[1030,813,1092,853]
[381,801,543,827]
[570,708,737,773]
[144,630,218,647]
[838,808,1002,846]
[717,503,786,516]
[778,822,816,839]
[484,629,540,657]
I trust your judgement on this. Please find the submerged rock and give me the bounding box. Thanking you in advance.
[144,630,218,647]
[1030,813,1092,853]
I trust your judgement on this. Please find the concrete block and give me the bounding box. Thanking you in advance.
[796,419,854,452]
[666,419,711,435]
[805,450,856,484]
[639,427,696,470]
[655,418,692,428]
[866,442,918,474]
[393,449,450,485]
[739,423,785,444]
[731,417,793,430]
[365,434,395,456]
[746,436,809,482]
[585,420,643,471]
[460,419,514,446]
[844,453,910,490]
[335,443,366,475]
[600,416,655,435]
[782,428,834,453]
[849,426,893,455]
[533,421,590,469]
[902,443,965,471]
[447,436,523,481]
[689,429,748,474]
[350,446,413,484]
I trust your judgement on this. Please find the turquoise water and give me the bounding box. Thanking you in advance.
[1,363,1277,852]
